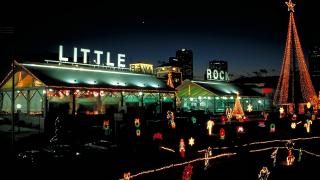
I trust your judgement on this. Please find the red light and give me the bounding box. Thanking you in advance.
[262,88,273,94]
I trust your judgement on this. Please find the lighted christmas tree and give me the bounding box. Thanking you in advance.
[274,0,316,106]
[167,72,174,88]
[232,93,244,118]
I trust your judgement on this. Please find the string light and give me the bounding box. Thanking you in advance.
[180,138,186,158]
[247,104,253,112]
[188,137,195,146]
[270,123,276,133]
[160,146,175,153]
[304,120,312,133]
[258,167,270,180]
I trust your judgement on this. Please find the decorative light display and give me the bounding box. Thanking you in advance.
[247,104,253,112]
[287,149,295,166]
[258,121,266,128]
[204,149,210,170]
[291,122,296,129]
[258,167,270,180]
[153,132,163,141]
[307,102,311,109]
[103,120,110,130]
[270,123,276,133]
[270,148,279,167]
[134,118,141,137]
[237,126,244,133]
[274,0,317,106]
[207,120,214,136]
[220,128,225,140]
[220,115,226,124]
[279,107,285,118]
[291,114,297,121]
[188,137,195,147]
[225,107,233,121]
[167,72,174,88]
[191,116,197,124]
[179,138,186,158]
[123,172,131,180]
[232,93,245,119]
[298,148,302,162]
[286,140,295,166]
[304,119,312,133]
[182,164,193,180]
[167,111,176,129]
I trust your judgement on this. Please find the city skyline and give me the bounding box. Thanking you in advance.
[1,1,320,80]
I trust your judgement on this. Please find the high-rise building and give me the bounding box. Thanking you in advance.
[308,46,320,91]
[176,49,193,80]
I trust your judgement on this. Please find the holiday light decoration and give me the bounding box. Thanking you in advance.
[291,114,297,121]
[271,148,279,167]
[220,115,226,124]
[153,132,163,141]
[274,0,317,106]
[247,104,253,112]
[167,72,174,88]
[298,148,302,162]
[307,102,311,109]
[167,111,176,129]
[134,118,141,137]
[270,123,276,133]
[207,120,214,136]
[191,116,197,124]
[123,172,131,180]
[237,126,244,133]
[188,137,195,146]
[226,107,233,121]
[160,146,175,153]
[279,107,285,118]
[287,149,295,166]
[220,128,225,140]
[233,93,245,119]
[286,140,295,166]
[291,122,297,129]
[258,167,270,180]
[180,138,186,158]
[304,119,312,133]
[182,164,193,180]
[103,120,110,130]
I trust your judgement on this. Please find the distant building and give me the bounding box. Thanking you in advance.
[308,46,320,92]
[205,60,229,82]
[156,64,182,88]
[176,49,193,80]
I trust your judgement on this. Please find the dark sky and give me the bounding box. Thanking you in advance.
[1,0,320,80]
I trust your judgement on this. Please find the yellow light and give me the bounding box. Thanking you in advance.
[188,137,195,146]
[207,120,214,136]
[247,104,253,112]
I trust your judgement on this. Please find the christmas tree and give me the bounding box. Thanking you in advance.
[232,93,244,119]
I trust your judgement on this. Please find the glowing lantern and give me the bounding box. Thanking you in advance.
[304,120,312,133]
[270,123,276,133]
[247,104,253,112]
[220,128,225,140]
[188,137,195,146]
[179,139,185,158]
[207,120,214,136]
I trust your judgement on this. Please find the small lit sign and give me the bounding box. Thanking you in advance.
[130,63,153,74]
[206,69,229,82]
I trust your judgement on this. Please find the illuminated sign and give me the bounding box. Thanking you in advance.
[130,63,153,74]
[206,69,229,81]
[58,45,126,68]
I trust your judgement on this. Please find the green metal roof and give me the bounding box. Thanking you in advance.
[20,62,173,91]
[177,80,263,97]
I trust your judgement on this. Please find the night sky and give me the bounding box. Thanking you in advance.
[1,0,320,80]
